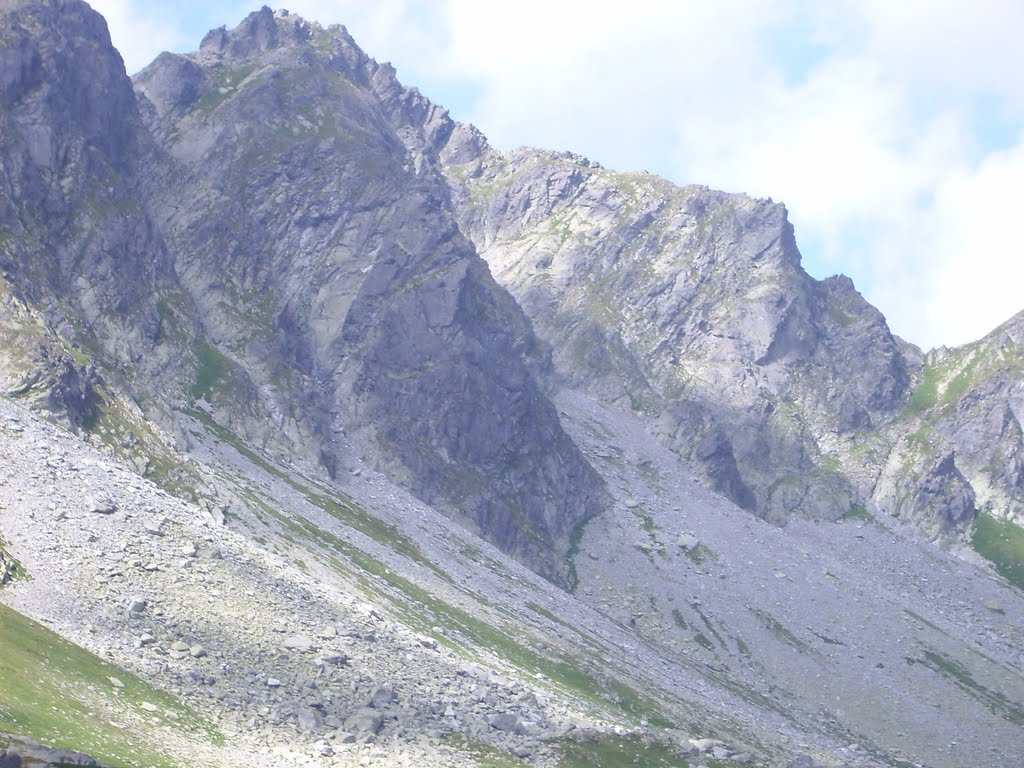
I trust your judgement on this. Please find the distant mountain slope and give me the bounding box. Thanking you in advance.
[876,310,1024,538]
[440,137,1024,556]
[441,144,912,524]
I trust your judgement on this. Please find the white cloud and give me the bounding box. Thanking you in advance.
[87,0,186,73]
[886,137,1024,347]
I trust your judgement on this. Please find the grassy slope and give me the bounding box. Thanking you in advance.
[0,602,223,768]
[972,513,1024,590]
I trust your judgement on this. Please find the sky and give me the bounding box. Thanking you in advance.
[89,0,1024,351]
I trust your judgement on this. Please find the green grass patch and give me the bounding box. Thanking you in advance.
[192,63,259,116]
[190,340,234,401]
[906,647,1024,725]
[842,503,874,522]
[0,603,222,767]
[683,545,712,565]
[0,538,23,587]
[564,514,594,593]
[972,512,1024,590]
[904,426,932,449]
[555,733,689,768]
[444,733,529,767]
[750,608,814,656]
[906,364,941,415]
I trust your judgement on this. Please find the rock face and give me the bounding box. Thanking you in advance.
[441,141,1024,542]
[132,8,605,580]
[0,2,605,582]
[0,0,174,371]
[443,146,911,524]
[874,310,1024,537]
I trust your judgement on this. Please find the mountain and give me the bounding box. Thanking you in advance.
[2,0,606,585]
[1,4,1023,768]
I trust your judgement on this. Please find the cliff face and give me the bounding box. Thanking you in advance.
[0,0,186,429]
[0,3,606,582]
[442,146,912,524]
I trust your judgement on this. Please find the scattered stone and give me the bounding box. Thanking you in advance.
[282,634,316,653]
[267,678,282,688]
[87,496,116,514]
[313,740,333,757]
[676,534,700,551]
[319,625,338,639]
[127,597,147,615]
[204,506,226,526]
[690,738,723,752]
[344,708,384,734]
[985,600,1004,614]
[139,702,158,713]
[108,676,125,689]
[624,498,640,509]
[0,734,107,768]
[189,644,208,658]
[487,713,523,733]
[297,706,323,733]
[170,641,190,652]
[368,684,395,708]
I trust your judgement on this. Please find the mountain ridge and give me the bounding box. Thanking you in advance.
[1,4,1023,768]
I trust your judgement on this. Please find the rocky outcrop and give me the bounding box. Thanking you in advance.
[443,146,911,524]
[0,735,108,767]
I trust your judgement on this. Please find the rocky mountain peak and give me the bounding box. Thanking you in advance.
[197,6,310,64]
[131,6,609,583]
